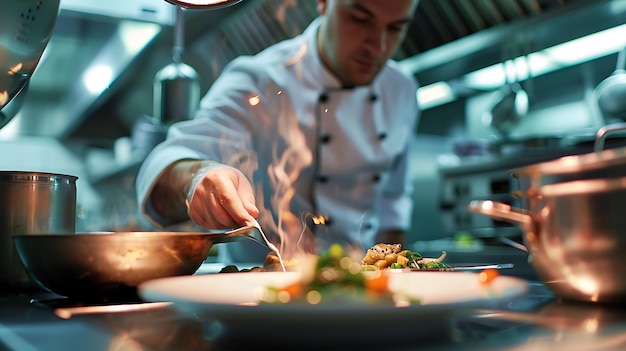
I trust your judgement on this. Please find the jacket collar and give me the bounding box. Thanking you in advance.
[299,17,342,89]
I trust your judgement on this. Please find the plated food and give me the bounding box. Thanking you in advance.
[360,243,451,270]
[138,258,529,347]
[138,241,527,347]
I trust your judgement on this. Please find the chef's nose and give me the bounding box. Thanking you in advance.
[365,27,387,55]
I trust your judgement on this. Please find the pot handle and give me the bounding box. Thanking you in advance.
[467,200,533,232]
[594,122,626,153]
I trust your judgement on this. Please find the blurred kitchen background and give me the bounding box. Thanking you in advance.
[3,0,626,243]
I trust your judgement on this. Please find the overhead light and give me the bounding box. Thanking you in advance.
[416,81,455,110]
[119,21,160,54]
[82,65,113,94]
[81,21,160,96]
[163,0,243,10]
[416,23,626,109]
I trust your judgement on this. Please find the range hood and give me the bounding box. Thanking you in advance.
[0,0,174,139]
[3,0,624,143]
[0,0,258,141]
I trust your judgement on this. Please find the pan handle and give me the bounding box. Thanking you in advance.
[467,200,533,231]
[208,225,269,248]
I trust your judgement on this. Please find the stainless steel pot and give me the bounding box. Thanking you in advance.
[469,176,626,303]
[0,171,77,293]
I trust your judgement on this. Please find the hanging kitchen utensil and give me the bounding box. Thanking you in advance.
[153,6,201,126]
[595,45,626,121]
[487,38,529,139]
[0,0,61,129]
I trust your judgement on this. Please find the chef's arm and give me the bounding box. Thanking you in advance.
[375,230,406,247]
[150,159,213,222]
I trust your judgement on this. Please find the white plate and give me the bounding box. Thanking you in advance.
[139,271,528,347]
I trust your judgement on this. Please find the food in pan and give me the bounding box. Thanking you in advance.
[361,243,450,270]
[218,252,299,273]
[219,265,262,273]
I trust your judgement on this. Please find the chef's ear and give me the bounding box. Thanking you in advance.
[317,0,327,15]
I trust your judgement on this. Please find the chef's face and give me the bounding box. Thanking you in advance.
[316,0,418,87]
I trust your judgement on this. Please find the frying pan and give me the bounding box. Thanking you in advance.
[12,226,263,301]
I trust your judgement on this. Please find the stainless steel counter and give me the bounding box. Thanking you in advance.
[2,269,626,350]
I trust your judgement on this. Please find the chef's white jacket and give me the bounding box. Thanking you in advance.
[136,18,420,263]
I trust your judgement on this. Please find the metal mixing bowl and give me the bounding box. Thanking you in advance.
[13,232,217,301]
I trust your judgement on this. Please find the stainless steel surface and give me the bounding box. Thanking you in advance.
[0,0,60,127]
[469,176,626,303]
[54,302,172,319]
[9,279,626,351]
[0,171,77,294]
[473,297,626,332]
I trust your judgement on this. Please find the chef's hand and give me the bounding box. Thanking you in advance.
[150,160,259,229]
[186,163,259,229]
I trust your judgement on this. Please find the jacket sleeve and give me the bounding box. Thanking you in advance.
[135,58,261,228]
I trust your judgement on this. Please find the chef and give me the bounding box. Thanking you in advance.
[136,0,421,263]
